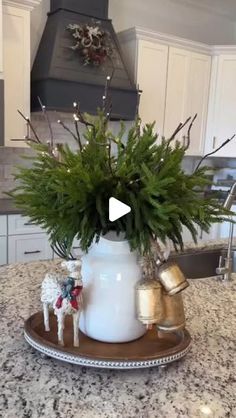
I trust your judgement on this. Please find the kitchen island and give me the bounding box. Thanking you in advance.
[0,260,235,418]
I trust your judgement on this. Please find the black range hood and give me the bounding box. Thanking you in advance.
[31,0,138,120]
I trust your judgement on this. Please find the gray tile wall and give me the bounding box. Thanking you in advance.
[0,112,102,197]
[0,112,77,198]
[0,147,35,198]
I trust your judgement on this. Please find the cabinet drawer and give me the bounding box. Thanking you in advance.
[8,233,53,264]
[8,214,43,235]
[0,236,7,265]
[0,215,7,236]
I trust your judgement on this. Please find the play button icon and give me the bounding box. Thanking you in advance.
[109,197,131,222]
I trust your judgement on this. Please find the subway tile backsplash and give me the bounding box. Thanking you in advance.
[0,147,35,198]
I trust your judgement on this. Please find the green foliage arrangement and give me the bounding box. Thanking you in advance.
[9,108,229,257]
[10,108,229,254]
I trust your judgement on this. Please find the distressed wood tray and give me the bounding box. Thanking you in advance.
[24,312,191,369]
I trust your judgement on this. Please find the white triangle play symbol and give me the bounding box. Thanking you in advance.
[109,197,131,222]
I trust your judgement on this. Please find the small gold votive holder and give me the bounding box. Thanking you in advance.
[136,278,163,326]
[157,292,186,332]
[158,261,189,296]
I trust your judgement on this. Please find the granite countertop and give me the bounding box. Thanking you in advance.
[0,198,22,215]
[0,260,235,418]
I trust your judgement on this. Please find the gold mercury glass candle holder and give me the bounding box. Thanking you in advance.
[158,261,189,295]
[156,291,186,332]
[136,278,163,329]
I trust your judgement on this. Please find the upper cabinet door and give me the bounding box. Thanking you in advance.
[206,55,236,157]
[186,52,211,156]
[164,47,211,155]
[3,5,30,147]
[164,47,190,143]
[137,40,168,136]
[119,29,211,155]
[0,0,3,76]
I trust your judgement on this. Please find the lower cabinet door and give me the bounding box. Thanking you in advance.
[8,233,53,264]
[0,236,7,265]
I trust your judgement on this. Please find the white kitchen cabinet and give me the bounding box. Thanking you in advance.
[8,214,43,235]
[164,47,190,142]
[186,52,211,156]
[164,48,211,155]
[0,216,7,265]
[8,233,53,264]
[0,1,3,77]
[7,213,52,264]
[2,1,41,147]
[136,40,168,135]
[205,54,236,157]
[119,28,211,153]
[0,236,7,265]
[3,4,31,146]
[119,33,168,136]
[0,215,7,236]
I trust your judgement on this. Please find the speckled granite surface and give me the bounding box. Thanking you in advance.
[171,238,236,255]
[0,260,235,418]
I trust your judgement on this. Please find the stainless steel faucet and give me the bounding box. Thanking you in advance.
[216,182,236,280]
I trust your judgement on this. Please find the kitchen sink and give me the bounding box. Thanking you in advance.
[170,248,236,279]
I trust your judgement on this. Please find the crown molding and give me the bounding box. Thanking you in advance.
[118,27,212,55]
[118,27,236,56]
[2,0,42,11]
[212,45,236,55]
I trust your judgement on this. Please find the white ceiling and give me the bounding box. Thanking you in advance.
[176,0,236,20]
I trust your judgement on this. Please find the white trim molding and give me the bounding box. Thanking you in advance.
[118,27,212,55]
[118,27,236,57]
[212,45,236,55]
[3,0,42,11]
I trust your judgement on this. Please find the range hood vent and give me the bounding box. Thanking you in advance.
[31,0,138,120]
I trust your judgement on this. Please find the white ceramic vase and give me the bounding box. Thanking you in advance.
[79,232,146,343]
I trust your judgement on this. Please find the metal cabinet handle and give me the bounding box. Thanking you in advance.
[72,246,80,250]
[213,136,217,149]
[24,222,34,226]
[24,250,41,255]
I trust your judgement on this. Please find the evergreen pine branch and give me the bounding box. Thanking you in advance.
[10,111,233,257]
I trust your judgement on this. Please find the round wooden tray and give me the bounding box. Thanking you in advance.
[24,312,191,369]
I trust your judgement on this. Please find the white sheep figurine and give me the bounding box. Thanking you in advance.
[41,259,83,347]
